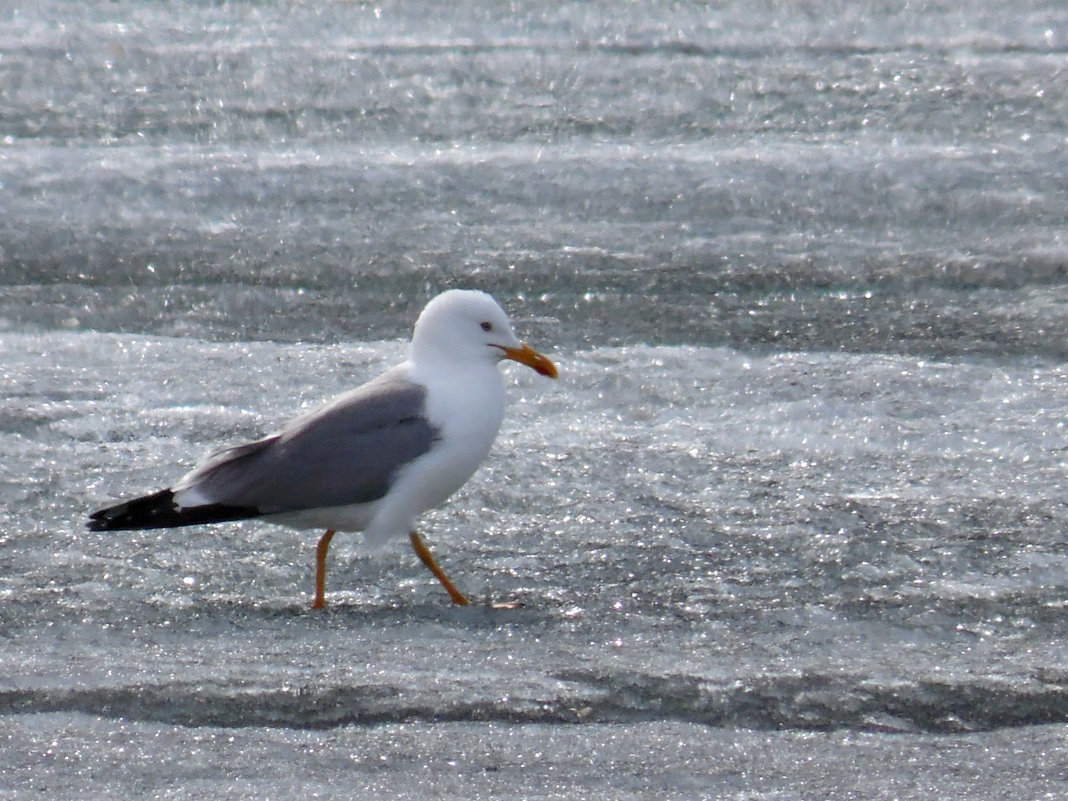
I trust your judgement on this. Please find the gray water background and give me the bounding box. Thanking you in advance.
[2,1,1067,798]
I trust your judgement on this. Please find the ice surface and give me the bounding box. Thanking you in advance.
[3,716,1067,801]
[3,332,1068,798]
[3,0,1068,798]
[2,2,1068,355]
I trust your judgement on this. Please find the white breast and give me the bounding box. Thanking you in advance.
[359,360,507,546]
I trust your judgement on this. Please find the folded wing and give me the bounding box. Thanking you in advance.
[89,374,440,530]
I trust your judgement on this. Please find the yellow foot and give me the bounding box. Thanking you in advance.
[409,530,471,605]
[311,529,336,611]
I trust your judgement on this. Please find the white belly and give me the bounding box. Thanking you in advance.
[266,499,381,533]
[360,361,506,546]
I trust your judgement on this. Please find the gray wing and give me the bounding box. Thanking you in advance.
[176,375,439,513]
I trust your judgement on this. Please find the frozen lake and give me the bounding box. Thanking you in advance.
[2,1,1067,798]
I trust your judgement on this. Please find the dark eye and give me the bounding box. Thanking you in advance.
[480,321,493,332]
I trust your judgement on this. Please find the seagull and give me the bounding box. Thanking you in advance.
[88,289,558,608]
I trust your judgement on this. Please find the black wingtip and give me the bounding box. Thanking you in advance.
[88,489,260,531]
[88,489,175,531]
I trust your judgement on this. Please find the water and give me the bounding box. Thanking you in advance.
[2,1,1068,798]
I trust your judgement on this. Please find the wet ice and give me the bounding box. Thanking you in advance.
[3,0,1068,798]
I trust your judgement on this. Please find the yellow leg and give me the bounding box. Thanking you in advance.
[409,530,470,605]
[311,529,336,610]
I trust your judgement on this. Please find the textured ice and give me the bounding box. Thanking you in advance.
[4,0,1068,798]
[4,333,1067,733]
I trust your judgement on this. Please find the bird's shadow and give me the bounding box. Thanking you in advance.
[306,595,556,630]
[172,591,561,633]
